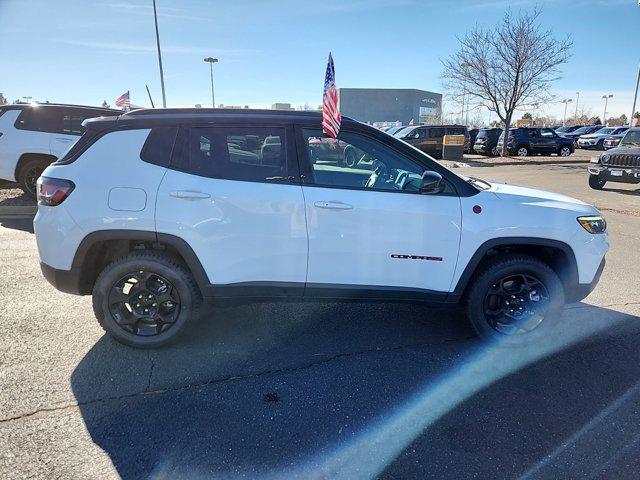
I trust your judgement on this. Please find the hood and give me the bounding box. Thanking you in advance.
[605,145,640,155]
[487,181,596,214]
[580,133,607,139]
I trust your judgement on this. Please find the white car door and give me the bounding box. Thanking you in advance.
[156,124,308,296]
[299,127,462,298]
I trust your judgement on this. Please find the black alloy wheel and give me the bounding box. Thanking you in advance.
[108,270,181,337]
[482,273,550,335]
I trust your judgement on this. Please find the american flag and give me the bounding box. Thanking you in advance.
[322,53,341,138]
[115,91,130,109]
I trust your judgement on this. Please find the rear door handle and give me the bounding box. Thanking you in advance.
[55,138,74,142]
[314,201,353,210]
[169,190,211,200]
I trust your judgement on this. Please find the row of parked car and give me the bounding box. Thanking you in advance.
[381,123,633,159]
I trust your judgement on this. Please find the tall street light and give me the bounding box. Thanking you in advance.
[602,94,613,125]
[561,99,572,126]
[204,57,219,108]
[574,91,580,119]
[630,63,640,126]
[152,0,167,108]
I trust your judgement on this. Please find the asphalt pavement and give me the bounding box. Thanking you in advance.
[1,159,639,479]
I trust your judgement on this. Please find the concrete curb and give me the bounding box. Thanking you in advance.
[0,205,37,218]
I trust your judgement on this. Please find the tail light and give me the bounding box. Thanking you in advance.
[37,177,75,206]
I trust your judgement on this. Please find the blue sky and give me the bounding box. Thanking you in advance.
[0,0,638,123]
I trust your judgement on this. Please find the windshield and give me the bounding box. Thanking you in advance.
[572,126,595,134]
[555,126,569,133]
[620,130,640,146]
[594,127,615,135]
[395,126,415,137]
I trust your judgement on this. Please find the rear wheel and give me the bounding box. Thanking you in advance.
[589,174,607,190]
[490,146,500,156]
[597,139,604,150]
[92,252,202,348]
[17,157,51,198]
[465,254,564,344]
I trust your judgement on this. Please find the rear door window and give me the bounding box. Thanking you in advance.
[15,107,63,133]
[173,125,292,182]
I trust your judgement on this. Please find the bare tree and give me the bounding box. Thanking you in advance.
[442,8,572,155]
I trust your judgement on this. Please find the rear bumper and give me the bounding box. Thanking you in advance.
[567,257,605,303]
[40,262,84,295]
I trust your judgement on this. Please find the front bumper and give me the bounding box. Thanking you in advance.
[588,165,640,184]
[577,140,599,149]
[567,257,605,303]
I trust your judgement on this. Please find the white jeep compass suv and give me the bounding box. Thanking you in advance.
[34,109,608,348]
[0,103,120,196]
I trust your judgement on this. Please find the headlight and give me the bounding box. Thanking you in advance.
[578,216,607,234]
[601,154,609,164]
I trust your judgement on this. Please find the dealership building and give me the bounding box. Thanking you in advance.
[338,88,442,126]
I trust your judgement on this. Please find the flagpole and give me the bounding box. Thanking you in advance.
[152,0,167,108]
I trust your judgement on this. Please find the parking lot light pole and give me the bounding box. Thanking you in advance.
[574,92,580,119]
[561,99,572,126]
[630,63,640,126]
[152,0,167,108]
[602,94,613,125]
[204,57,218,108]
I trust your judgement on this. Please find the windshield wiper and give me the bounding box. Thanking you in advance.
[466,176,490,189]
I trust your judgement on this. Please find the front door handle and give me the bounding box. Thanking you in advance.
[314,201,353,210]
[55,138,74,142]
[169,190,211,200]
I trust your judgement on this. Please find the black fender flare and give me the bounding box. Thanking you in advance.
[447,237,579,302]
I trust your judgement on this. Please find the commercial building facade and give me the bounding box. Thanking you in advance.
[338,88,442,126]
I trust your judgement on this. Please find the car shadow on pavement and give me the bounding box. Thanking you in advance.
[0,217,34,233]
[70,302,640,479]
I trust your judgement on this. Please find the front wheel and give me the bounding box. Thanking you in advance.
[92,252,202,348]
[490,146,500,157]
[465,254,564,344]
[559,146,572,157]
[516,146,529,157]
[589,174,607,190]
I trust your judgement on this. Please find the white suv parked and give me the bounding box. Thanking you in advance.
[0,104,119,196]
[34,109,609,348]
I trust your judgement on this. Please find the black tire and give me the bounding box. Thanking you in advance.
[589,174,606,190]
[17,157,51,198]
[465,254,564,345]
[92,251,202,348]
[515,145,529,157]
[490,146,500,156]
[343,148,358,168]
[597,139,604,150]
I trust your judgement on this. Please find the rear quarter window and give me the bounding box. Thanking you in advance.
[140,127,178,167]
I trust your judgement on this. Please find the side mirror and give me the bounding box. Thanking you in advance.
[420,171,443,194]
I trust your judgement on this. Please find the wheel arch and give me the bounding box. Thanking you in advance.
[449,237,579,303]
[15,152,58,179]
[71,230,210,295]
